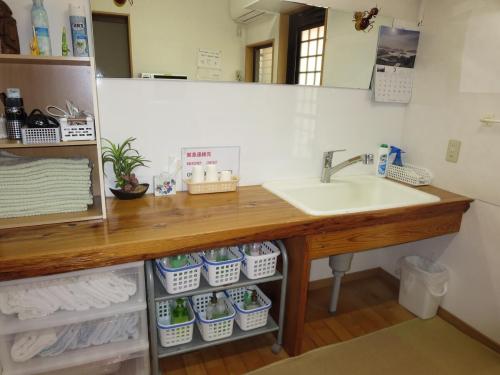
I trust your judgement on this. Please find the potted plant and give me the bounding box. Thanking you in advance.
[102,137,150,200]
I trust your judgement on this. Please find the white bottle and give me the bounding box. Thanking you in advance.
[376,144,389,177]
[69,4,89,57]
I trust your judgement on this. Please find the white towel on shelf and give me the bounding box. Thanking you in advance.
[0,274,137,320]
[11,329,57,362]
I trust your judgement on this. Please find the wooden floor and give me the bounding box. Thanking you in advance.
[160,273,416,375]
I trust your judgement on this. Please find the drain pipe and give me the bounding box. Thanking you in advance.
[329,253,354,314]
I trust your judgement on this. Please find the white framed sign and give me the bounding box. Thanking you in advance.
[181,146,240,190]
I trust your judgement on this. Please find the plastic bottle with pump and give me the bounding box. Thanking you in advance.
[31,0,52,56]
[375,144,389,177]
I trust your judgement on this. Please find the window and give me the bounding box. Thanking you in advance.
[286,7,327,86]
[253,44,273,84]
[298,26,325,86]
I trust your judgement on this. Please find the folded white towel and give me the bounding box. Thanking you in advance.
[0,274,138,320]
[11,329,57,362]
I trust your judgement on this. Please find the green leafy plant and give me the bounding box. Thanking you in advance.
[102,137,150,192]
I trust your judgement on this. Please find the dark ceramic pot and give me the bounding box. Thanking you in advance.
[110,183,149,200]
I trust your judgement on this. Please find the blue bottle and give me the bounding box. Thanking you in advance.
[31,0,52,56]
[69,4,89,57]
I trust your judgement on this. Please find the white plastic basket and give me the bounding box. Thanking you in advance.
[155,254,203,294]
[240,242,280,280]
[225,285,271,331]
[156,298,195,348]
[190,292,235,342]
[60,117,96,141]
[201,248,243,287]
[21,127,61,144]
[386,164,433,186]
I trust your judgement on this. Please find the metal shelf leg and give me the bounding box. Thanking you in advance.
[145,261,160,375]
[274,240,288,354]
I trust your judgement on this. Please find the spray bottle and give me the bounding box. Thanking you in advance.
[388,146,405,167]
[69,4,89,57]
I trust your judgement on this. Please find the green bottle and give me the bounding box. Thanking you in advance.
[171,299,189,324]
[61,27,70,56]
[168,255,188,268]
[243,289,260,310]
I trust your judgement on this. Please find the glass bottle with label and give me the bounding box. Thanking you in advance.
[31,0,52,56]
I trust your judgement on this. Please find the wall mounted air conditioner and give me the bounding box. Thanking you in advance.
[230,0,266,24]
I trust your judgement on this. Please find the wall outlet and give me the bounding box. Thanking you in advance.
[446,139,461,163]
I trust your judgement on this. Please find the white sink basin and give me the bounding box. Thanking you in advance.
[263,175,440,216]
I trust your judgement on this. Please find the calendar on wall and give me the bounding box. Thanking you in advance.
[372,26,421,104]
[373,65,414,103]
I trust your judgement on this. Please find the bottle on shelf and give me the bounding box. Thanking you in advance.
[243,243,263,256]
[206,292,229,320]
[206,248,231,262]
[243,289,261,310]
[171,299,189,324]
[31,0,52,56]
[168,254,188,269]
[69,3,90,57]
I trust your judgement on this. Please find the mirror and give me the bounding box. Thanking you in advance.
[90,0,422,89]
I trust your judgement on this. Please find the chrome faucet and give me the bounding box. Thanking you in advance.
[321,150,374,183]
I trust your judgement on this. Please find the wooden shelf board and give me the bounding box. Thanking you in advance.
[0,139,98,149]
[0,54,91,66]
[0,197,103,230]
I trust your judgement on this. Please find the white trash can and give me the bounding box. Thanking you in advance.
[398,256,449,319]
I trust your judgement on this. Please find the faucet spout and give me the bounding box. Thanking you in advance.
[321,152,374,183]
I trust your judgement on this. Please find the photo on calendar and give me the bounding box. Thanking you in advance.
[376,26,421,69]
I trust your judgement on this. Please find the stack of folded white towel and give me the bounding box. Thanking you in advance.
[0,273,137,320]
[10,312,140,362]
[0,151,93,218]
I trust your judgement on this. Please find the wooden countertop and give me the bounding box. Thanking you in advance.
[0,185,472,281]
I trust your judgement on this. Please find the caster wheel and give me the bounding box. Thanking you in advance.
[271,343,282,354]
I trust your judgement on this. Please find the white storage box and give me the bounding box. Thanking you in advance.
[387,164,433,186]
[191,292,236,342]
[399,256,449,319]
[155,254,203,294]
[0,309,149,375]
[60,116,96,141]
[201,248,243,287]
[225,285,271,331]
[240,242,280,280]
[21,127,61,144]
[38,349,150,375]
[0,262,146,335]
[157,298,195,348]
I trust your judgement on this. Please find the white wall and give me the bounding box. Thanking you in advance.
[243,14,280,83]
[91,0,243,80]
[308,0,423,22]
[5,0,92,56]
[380,0,500,343]
[323,10,392,89]
[96,78,406,280]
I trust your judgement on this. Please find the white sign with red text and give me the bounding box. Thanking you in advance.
[181,146,240,190]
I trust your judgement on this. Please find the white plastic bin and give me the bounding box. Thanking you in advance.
[156,298,195,348]
[0,309,149,375]
[240,242,280,280]
[0,262,146,335]
[225,285,271,331]
[191,292,236,342]
[201,248,243,287]
[398,256,449,319]
[155,254,203,294]
[37,349,149,375]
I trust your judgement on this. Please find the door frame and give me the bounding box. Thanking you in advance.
[91,11,133,78]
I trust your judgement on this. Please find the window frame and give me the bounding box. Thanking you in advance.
[286,7,327,85]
